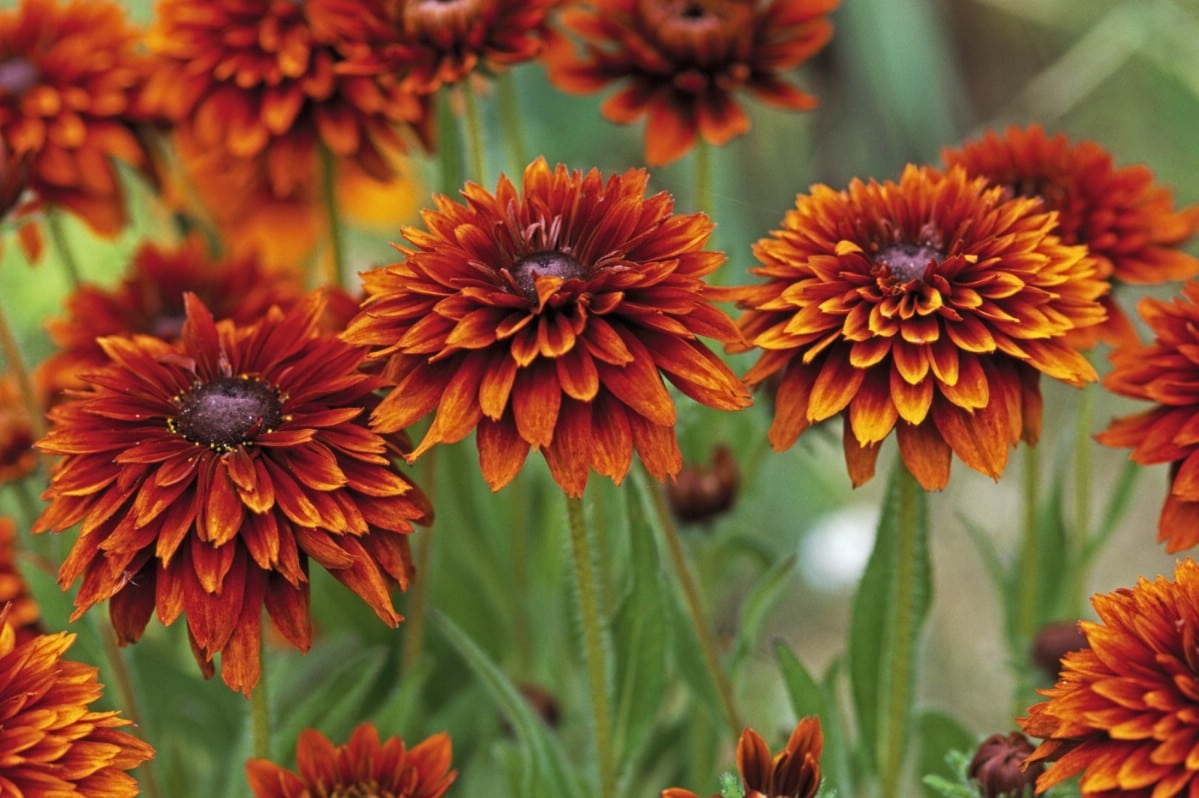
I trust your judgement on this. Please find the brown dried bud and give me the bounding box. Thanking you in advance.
[666,443,740,525]
[968,732,1041,797]
[1030,620,1088,680]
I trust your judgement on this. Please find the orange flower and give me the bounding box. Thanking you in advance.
[0,373,37,485]
[729,164,1107,490]
[316,0,561,94]
[546,0,838,165]
[1096,281,1199,551]
[1020,558,1199,796]
[144,0,432,186]
[246,722,456,798]
[0,607,154,797]
[943,124,1199,347]
[343,157,751,497]
[662,718,823,798]
[0,0,156,243]
[34,293,432,695]
[0,518,41,643]
[39,235,305,400]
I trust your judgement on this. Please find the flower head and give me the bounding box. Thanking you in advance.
[35,293,432,694]
[0,606,155,797]
[943,124,1199,347]
[666,442,739,524]
[0,0,156,241]
[1020,558,1199,796]
[0,373,37,485]
[1096,281,1199,551]
[967,732,1041,798]
[0,518,41,643]
[144,0,431,185]
[662,718,823,798]
[344,157,750,497]
[547,0,838,165]
[246,722,456,798]
[730,164,1107,490]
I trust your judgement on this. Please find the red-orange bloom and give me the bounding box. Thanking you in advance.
[246,722,456,798]
[547,0,838,165]
[944,124,1199,347]
[729,164,1107,490]
[662,718,823,798]
[1021,558,1199,796]
[144,0,431,187]
[0,607,155,796]
[0,373,37,485]
[0,518,41,643]
[1096,281,1199,552]
[34,294,432,695]
[0,0,156,242]
[343,157,751,497]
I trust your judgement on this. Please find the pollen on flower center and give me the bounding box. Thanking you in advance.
[170,376,284,451]
[875,243,944,283]
[510,250,587,301]
[0,57,38,97]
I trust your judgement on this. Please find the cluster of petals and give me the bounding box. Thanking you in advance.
[662,718,823,798]
[1097,281,1199,551]
[0,0,157,250]
[728,163,1107,490]
[344,156,750,497]
[0,518,41,642]
[0,608,154,797]
[34,293,431,695]
[0,373,37,485]
[944,124,1199,347]
[1021,558,1199,797]
[547,0,839,165]
[246,721,456,798]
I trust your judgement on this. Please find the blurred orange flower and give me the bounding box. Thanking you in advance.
[0,518,41,643]
[35,294,432,694]
[246,722,456,798]
[547,0,838,165]
[0,606,154,796]
[0,374,37,486]
[662,718,823,798]
[0,0,157,247]
[729,164,1107,490]
[944,124,1199,347]
[344,157,750,497]
[1021,558,1199,796]
[1097,280,1199,551]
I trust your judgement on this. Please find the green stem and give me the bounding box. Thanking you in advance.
[879,464,922,798]
[402,448,437,675]
[565,494,615,798]
[1017,442,1041,645]
[99,624,163,798]
[46,208,82,287]
[639,465,742,738]
[497,71,529,171]
[460,81,487,184]
[319,146,346,290]
[251,651,271,761]
[435,90,465,195]
[694,138,713,217]
[1070,382,1094,614]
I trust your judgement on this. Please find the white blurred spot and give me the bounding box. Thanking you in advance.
[797,504,879,592]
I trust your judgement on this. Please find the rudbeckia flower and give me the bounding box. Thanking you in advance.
[344,156,751,497]
[1021,558,1199,796]
[547,0,838,165]
[0,606,155,797]
[35,293,432,695]
[246,722,456,798]
[662,718,823,798]
[943,124,1199,347]
[729,164,1107,490]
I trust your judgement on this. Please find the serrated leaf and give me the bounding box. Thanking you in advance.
[435,611,585,798]
[848,461,931,784]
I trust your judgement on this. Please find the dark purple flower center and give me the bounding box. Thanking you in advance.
[0,58,38,97]
[510,250,586,302]
[876,243,943,283]
[170,376,284,451]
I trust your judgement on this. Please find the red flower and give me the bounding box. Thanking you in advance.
[547,0,838,165]
[246,722,456,798]
[343,157,751,497]
[728,164,1107,490]
[943,124,1199,347]
[35,293,432,694]
[662,718,823,798]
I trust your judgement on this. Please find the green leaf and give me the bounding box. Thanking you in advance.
[435,611,585,798]
[917,711,976,797]
[728,553,796,673]
[777,645,857,798]
[848,462,932,787]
